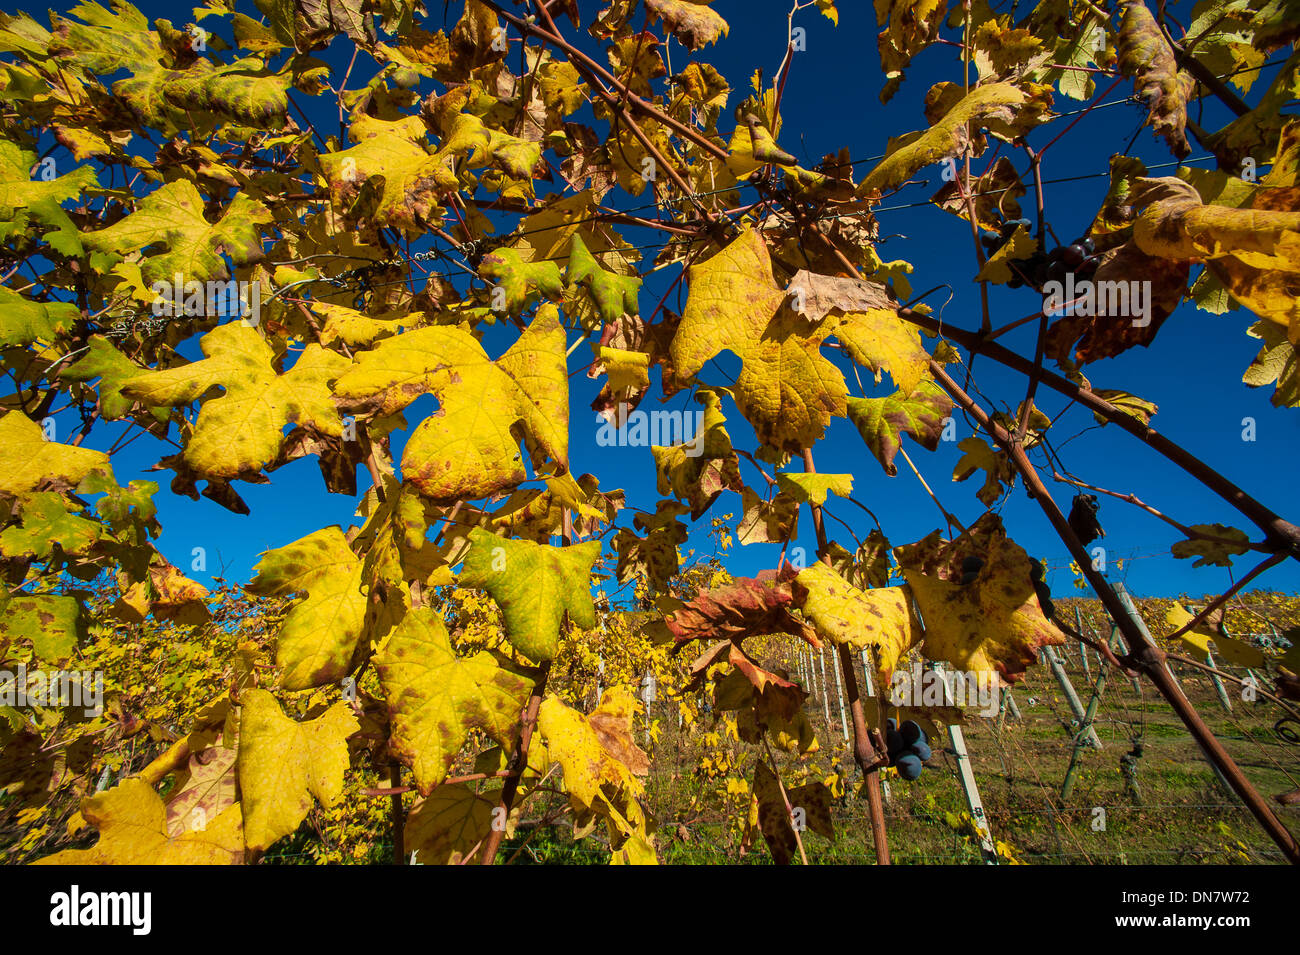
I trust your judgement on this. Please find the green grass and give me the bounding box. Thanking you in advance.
[521,644,1298,865]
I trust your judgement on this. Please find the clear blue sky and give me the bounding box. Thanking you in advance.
[52,0,1300,603]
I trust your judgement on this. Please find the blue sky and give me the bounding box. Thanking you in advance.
[43,0,1300,603]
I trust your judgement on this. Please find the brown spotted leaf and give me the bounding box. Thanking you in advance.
[894,514,1065,683]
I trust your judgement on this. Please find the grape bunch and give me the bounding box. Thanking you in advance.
[1006,235,1100,290]
[886,718,932,781]
[978,216,1032,257]
[979,217,1102,290]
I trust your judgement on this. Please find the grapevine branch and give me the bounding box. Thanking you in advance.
[802,448,891,865]
[899,308,1300,560]
[929,361,1300,865]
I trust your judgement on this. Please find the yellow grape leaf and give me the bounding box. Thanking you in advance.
[245,528,367,690]
[311,302,419,349]
[113,559,212,628]
[859,83,1051,195]
[895,516,1066,683]
[651,387,744,519]
[774,472,853,506]
[738,703,819,755]
[669,228,847,451]
[537,689,655,861]
[1165,602,1217,656]
[164,743,239,839]
[1243,319,1300,408]
[334,306,569,503]
[826,307,931,396]
[1166,605,1264,667]
[61,335,170,422]
[404,783,497,864]
[644,0,728,51]
[952,436,1014,506]
[975,224,1037,283]
[793,562,923,683]
[121,323,349,481]
[81,178,270,283]
[33,778,244,865]
[1170,523,1252,568]
[1092,389,1158,426]
[1130,176,1300,334]
[1213,636,1267,668]
[237,689,358,852]
[735,486,799,545]
[875,0,947,102]
[598,346,650,394]
[319,114,457,231]
[0,412,111,502]
[374,608,532,795]
[613,500,689,591]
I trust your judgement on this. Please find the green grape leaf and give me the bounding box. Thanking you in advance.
[775,472,854,506]
[0,593,88,663]
[82,179,271,284]
[0,492,100,559]
[565,233,640,323]
[458,527,600,662]
[478,247,564,316]
[62,335,170,422]
[847,381,952,475]
[0,286,79,347]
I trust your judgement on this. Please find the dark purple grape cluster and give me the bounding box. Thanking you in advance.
[979,218,1101,290]
[886,718,932,781]
[978,217,1032,258]
[1005,235,1099,290]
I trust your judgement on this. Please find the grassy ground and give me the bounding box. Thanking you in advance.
[492,603,1297,865]
[631,636,1299,865]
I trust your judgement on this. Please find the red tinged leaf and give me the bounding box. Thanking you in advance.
[659,570,820,650]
